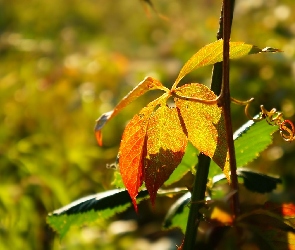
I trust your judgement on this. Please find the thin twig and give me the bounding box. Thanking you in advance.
[221,0,240,218]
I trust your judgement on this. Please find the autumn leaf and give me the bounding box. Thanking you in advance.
[118,112,146,211]
[119,94,189,209]
[172,40,281,89]
[118,95,168,211]
[144,105,188,204]
[95,76,167,145]
[174,83,229,177]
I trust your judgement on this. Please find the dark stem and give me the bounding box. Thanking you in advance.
[182,153,210,250]
[212,0,235,95]
[182,1,236,249]
[221,0,240,218]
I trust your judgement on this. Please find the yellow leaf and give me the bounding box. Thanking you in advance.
[172,40,281,89]
[174,83,229,178]
[144,105,188,204]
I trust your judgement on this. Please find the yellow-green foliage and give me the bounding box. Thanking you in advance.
[1,0,295,249]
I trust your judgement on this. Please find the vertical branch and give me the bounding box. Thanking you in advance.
[212,0,235,94]
[182,1,236,249]
[182,154,210,250]
[221,0,240,218]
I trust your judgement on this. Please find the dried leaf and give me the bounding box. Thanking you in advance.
[172,40,281,89]
[174,83,229,177]
[95,77,166,145]
[144,105,188,204]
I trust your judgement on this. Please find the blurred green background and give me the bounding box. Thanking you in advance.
[1,0,295,249]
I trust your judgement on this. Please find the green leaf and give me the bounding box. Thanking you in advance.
[111,171,125,189]
[212,168,282,194]
[164,142,198,186]
[47,188,185,238]
[163,192,191,233]
[234,119,279,167]
[47,189,149,238]
[239,168,282,193]
[209,161,223,180]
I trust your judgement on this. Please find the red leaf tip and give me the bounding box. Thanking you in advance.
[95,131,103,146]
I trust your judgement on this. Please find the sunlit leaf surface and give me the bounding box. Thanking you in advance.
[144,105,187,204]
[173,40,281,88]
[118,97,164,211]
[174,83,229,177]
[234,118,279,167]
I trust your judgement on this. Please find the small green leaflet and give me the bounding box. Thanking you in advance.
[234,118,279,167]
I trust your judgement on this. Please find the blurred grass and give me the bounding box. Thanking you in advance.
[0,0,295,249]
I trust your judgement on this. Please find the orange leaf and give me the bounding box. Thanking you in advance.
[94,77,167,145]
[174,84,229,178]
[118,96,167,211]
[144,105,188,204]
